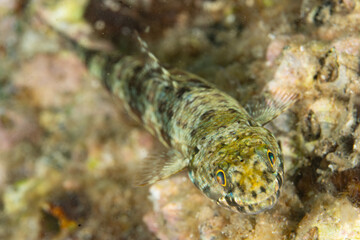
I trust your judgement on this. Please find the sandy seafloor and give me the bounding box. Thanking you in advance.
[1,0,360,239]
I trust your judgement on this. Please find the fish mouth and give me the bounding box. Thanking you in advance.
[217,188,280,214]
[217,174,282,214]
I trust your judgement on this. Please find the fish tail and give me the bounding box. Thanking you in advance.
[81,49,124,92]
[55,30,123,91]
[36,7,121,91]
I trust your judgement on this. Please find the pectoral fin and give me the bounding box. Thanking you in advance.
[136,150,188,186]
[246,89,299,126]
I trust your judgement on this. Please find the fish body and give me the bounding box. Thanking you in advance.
[82,42,291,214]
[41,10,295,213]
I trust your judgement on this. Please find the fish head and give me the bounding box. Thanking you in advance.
[189,126,284,214]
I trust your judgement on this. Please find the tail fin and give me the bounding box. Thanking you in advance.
[35,5,121,90]
[36,4,174,91]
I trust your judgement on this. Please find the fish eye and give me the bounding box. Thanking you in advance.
[267,150,275,166]
[216,169,226,186]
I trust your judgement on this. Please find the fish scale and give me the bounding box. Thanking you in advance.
[42,12,296,214]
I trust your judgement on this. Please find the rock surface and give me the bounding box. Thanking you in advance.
[0,0,360,239]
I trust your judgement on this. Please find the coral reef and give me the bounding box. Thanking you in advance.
[0,0,360,239]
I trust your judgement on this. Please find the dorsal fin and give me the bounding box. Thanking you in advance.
[134,32,172,82]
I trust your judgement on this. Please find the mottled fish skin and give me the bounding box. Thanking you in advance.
[79,41,285,214]
[50,26,286,214]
